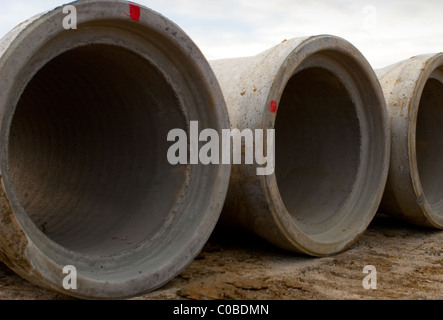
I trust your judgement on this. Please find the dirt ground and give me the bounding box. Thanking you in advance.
[0,214,441,300]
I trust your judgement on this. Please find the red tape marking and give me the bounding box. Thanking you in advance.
[124,3,141,22]
[270,100,278,113]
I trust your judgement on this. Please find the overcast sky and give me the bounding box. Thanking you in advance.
[0,0,442,68]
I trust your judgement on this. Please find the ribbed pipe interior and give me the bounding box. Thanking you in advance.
[8,44,188,256]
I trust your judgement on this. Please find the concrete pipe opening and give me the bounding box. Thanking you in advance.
[275,67,361,237]
[416,71,443,215]
[378,54,443,228]
[212,36,390,256]
[9,44,187,255]
[0,1,230,299]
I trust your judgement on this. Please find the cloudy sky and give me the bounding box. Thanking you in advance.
[0,0,442,68]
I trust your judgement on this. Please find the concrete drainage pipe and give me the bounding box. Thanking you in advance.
[378,54,443,229]
[211,36,390,256]
[0,0,230,298]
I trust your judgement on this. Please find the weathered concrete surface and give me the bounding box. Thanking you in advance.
[1,215,441,300]
[0,0,230,299]
[211,36,390,257]
[378,54,443,229]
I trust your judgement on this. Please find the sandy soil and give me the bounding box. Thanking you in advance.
[0,214,442,300]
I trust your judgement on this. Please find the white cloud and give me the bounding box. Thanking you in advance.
[0,0,442,68]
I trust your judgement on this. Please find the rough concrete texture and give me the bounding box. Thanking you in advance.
[211,36,390,256]
[0,215,441,300]
[0,0,230,299]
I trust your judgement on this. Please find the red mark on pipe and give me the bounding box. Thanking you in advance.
[124,2,141,22]
[270,100,278,113]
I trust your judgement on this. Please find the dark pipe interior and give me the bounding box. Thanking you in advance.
[275,67,361,229]
[416,76,443,214]
[8,44,188,256]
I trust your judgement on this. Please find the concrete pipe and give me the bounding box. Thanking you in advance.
[0,0,230,298]
[377,54,443,229]
[211,36,390,256]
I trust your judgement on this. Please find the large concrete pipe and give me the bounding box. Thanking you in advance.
[0,0,230,298]
[378,54,443,229]
[211,36,390,256]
